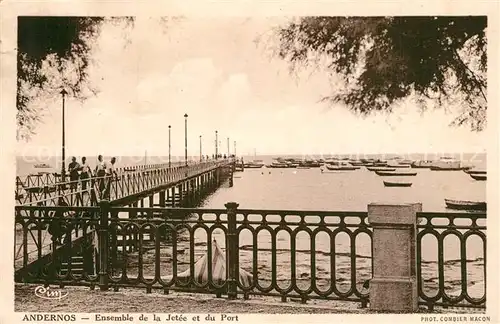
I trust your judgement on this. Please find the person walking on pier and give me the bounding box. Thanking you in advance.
[68,157,80,190]
[80,157,91,192]
[95,155,107,198]
[48,197,69,245]
[103,157,117,200]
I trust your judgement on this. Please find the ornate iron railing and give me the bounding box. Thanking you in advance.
[416,211,486,310]
[14,204,371,305]
[14,205,100,285]
[14,204,486,309]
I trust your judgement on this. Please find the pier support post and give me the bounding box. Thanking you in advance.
[159,191,166,208]
[225,202,239,300]
[179,184,184,207]
[367,203,421,312]
[98,200,110,291]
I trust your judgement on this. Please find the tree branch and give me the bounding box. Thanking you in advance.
[453,49,486,102]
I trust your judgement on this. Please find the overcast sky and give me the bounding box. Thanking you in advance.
[17,17,486,157]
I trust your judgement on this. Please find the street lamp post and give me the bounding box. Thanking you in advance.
[227,137,230,157]
[215,130,218,160]
[199,135,202,162]
[184,114,188,167]
[168,125,171,167]
[60,89,68,182]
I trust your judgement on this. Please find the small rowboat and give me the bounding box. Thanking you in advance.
[445,199,486,211]
[366,167,396,172]
[470,174,487,181]
[383,181,412,187]
[431,166,470,171]
[325,165,358,171]
[375,171,417,176]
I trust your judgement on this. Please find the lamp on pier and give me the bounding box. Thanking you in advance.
[168,125,171,167]
[184,114,188,167]
[199,135,202,162]
[215,130,218,160]
[60,89,68,183]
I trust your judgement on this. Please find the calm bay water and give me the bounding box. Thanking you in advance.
[202,154,486,212]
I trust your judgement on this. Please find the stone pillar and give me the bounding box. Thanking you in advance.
[368,203,421,312]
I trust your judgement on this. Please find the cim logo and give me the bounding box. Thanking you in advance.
[34,286,69,300]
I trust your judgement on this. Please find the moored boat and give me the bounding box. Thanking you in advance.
[431,157,469,170]
[366,167,397,172]
[266,161,289,168]
[383,180,412,187]
[325,161,360,171]
[464,169,487,175]
[350,162,373,166]
[386,164,411,168]
[430,165,470,171]
[411,160,434,168]
[244,159,265,168]
[469,174,486,181]
[325,165,358,171]
[445,199,486,211]
[302,160,322,167]
[375,170,417,176]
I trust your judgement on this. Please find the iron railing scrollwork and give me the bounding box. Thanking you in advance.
[416,211,486,310]
[14,203,486,310]
[14,203,371,306]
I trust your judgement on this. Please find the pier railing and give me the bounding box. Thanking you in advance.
[416,211,486,310]
[14,203,486,311]
[17,159,234,207]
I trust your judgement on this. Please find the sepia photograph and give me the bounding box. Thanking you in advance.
[2,3,496,322]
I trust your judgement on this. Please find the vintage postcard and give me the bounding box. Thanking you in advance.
[0,1,498,323]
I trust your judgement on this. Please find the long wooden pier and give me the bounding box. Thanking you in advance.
[16,159,236,207]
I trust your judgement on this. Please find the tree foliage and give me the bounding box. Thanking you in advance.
[276,16,487,131]
[16,16,135,140]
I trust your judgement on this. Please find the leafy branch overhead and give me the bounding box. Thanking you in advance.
[16,16,134,140]
[276,16,487,131]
